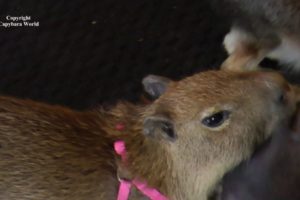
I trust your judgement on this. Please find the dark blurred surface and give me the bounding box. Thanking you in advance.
[221,110,300,200]
[0,0,230,109]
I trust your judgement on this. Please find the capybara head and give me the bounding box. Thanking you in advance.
[141,70,299,198]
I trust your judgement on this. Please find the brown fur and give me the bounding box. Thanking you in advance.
[0,70,298,200]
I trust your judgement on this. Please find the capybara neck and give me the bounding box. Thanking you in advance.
[100,102,171,196]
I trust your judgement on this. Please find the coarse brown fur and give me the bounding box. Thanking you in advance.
[0,70,298,200]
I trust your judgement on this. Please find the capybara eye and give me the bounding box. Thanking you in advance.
[278,92,286,104]
[202,111,230,128]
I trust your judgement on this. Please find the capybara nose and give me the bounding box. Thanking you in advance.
[252,71,290,92]
[242,71,300,113]
[250,71,294,102]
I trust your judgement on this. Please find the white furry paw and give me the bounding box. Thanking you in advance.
[223,27,254,55]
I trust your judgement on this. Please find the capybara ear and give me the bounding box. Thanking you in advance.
[143,115,177,141]
[142,75,172,99]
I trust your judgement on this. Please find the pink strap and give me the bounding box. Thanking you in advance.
[132,179,168,200]
[117,180,132,200]
[114,140,127,162]
[114,140,169,200]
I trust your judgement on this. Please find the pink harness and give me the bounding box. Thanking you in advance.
[114,131,168,200]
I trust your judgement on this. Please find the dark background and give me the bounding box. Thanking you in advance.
[0,0,233,110]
